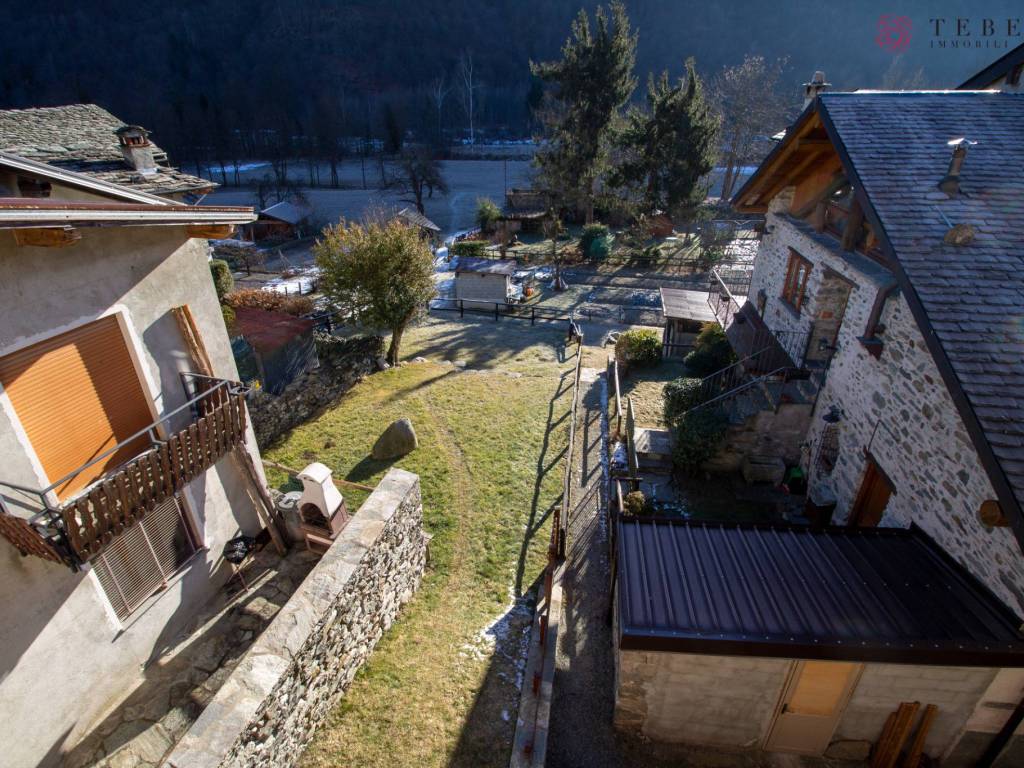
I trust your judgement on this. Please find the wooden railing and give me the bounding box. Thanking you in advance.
[61,388,248,560]
[0,379,248,565]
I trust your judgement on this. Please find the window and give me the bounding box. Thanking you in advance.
[782,250,812,313]
[0,315,153,499]
[92,494,200,621]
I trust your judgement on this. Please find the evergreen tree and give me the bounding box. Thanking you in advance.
[611,58,720,223]
[531,1,637,223]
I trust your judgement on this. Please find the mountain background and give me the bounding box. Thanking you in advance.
[3,1,1019,163]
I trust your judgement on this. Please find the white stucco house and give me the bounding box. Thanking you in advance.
[613,47,1024,766]
[0,143,272,768]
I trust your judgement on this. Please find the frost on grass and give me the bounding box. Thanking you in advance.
[459,588,535,692]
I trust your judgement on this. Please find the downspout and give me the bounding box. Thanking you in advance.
[857,279,899,359]
[977,695,1024,768]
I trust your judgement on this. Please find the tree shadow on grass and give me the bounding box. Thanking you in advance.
[445,571,545,768]
[513,349,576,599]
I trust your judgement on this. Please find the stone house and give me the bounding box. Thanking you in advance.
[454,256,518,304]
[0,150,275,768]
[613,67,1024,763]
[0,103,214,200]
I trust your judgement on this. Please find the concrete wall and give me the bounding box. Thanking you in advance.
[615,645,1003,762]
[614,649,790,748]
[748,203,1024,618]
[0,225,265,768]
[832,664,997,758]
[455,271,510,303]
[164,468,427,768]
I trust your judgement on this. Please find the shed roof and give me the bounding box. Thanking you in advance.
[232,307,315,355]
[455,256,517,276]
[259,200,309,225]
[0,104,212,196]
[659,288,716,322]
[617,517,1024,666]
[393,206,440,232]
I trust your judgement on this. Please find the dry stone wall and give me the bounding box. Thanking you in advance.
[248,333,383,447]
[163,467,427,768]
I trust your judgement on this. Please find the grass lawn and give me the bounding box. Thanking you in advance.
[265,315,575,768]
[615,359,692,429]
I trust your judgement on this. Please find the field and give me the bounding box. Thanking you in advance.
[208,159,532,237]
[263,316,574,767]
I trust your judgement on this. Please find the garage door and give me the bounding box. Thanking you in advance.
[0,315,154,499]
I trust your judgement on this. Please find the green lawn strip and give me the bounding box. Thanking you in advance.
[268,322,571,767]
[616,360,691,429]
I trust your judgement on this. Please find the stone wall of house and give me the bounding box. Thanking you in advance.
[750,207,1024,617]
[806,285,1024,616]
[248,333,384,447]
[614,649,790,748]
[163,467,427,768]
[703,402,812,474]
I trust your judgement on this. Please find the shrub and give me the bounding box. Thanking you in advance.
[622,490,649,517]
[579,223,611,260]
[451,239,489,258]
[615,328,662,367]
[221,304,237,335]
[476,197,502,232]
[663,377,705,425]
[684,322,735,376]
[224,288,315,317]
[209,259,234,301]
[672,408,728,474]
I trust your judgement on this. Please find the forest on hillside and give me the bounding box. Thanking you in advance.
[3,0,1016,169]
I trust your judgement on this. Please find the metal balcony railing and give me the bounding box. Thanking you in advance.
[0,375,248,567]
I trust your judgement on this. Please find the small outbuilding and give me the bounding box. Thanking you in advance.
[659,287,716,357]
[245,200,311,242]
[392,206,441,242]
[613,518,1024,762]
[454,257,518,304]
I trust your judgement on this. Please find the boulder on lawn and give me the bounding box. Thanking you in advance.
[372,418,418,460]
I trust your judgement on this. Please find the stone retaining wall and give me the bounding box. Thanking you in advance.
[163,467,426,768]
[248,333,383,447]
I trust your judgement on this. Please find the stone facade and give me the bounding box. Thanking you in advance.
[163,468,427,768]
[248,333,383,448]
[748,201,1024,617]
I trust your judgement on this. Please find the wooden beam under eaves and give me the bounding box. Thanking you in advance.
[185,223,235,239]
[12,226,81,248]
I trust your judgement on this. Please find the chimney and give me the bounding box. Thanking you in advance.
[803,71,830,108]
[115,125,158,175]
[938,138,975,197]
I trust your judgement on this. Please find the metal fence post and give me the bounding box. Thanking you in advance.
[532,307,536,326]
[460,300,464,318]
[495,303,500,321]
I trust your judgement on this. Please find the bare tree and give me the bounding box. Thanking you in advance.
[430,73,451,142]
[712,55,792,202]
[393,146,449,214]
[459,52,480,144]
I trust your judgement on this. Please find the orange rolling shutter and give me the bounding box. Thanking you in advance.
[0,315,154,499]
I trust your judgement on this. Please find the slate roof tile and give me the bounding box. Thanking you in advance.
[0,104,212,196]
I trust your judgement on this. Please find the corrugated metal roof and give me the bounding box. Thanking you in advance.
[616,517,1024,666]
[394,206,440,232]
[659,288,716,322]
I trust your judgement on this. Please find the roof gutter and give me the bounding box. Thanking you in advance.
[0,207,256,228]
[0,151,173,206]
[815,98,1024,554]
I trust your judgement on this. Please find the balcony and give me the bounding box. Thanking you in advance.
[0,375,249,568]
[707,267,810,371]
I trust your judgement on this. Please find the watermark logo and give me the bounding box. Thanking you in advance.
[876,14,913,52]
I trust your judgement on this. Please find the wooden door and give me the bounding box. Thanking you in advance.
[0,316,153,499]
[765,661,862,755]
[849,457,894,528]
